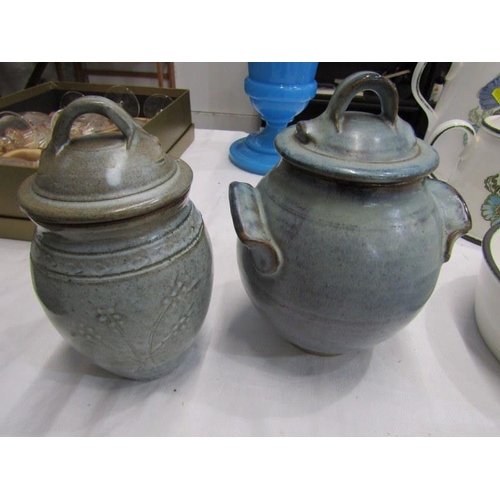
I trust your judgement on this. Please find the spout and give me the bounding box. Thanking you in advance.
[428,179,472,262]
[229,182,282,274]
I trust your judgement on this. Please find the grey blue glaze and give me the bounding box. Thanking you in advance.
[19,96,213,380]
[229,72,471,355]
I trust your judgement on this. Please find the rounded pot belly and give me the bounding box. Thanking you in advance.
[237,187,443,354]
[31,223,213,380]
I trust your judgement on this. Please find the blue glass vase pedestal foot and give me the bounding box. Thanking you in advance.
[229,122,285,175]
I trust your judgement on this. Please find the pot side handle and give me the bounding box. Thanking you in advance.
[428,178,472,262]
[229,182,282,275]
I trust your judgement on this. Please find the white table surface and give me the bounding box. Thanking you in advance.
[1,128,500,437]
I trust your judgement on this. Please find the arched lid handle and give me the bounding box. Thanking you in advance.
[325,71,398,132]
[50,95,137,154]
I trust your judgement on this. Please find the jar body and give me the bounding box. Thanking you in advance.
[237,161,447,354]
[30,200,213,380]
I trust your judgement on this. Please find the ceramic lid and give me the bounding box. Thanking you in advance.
[18,96,192,224]
[275,71,439,183]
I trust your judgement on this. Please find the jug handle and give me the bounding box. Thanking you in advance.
[411,62,463,136]
[50,95,138,155]
[411,62,440,133]
[427,119,477,163]
[229,182,282,275]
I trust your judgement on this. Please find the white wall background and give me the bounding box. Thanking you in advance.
[175,62,260,132]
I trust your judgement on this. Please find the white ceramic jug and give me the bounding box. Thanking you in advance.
[441,115,500,242]
[413,62,500,136]
[412,62,500,182]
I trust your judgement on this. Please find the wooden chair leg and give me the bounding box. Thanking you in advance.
[167,62,175,88]
[156,63,164,88]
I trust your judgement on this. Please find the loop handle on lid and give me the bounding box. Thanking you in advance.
[326,71,399,131]
[50,95,137,154]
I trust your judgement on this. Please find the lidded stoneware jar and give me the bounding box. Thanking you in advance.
[229,71,471,355]
[18,96,213,380]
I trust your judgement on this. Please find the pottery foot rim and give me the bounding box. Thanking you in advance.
[290,341,344,357]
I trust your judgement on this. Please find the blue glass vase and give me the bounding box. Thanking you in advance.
[229,62,318,175]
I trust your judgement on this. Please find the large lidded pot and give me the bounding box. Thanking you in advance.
[229,71,471,355]
[18,96,213,380]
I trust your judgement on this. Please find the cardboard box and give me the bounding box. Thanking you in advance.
[0,82,195,241]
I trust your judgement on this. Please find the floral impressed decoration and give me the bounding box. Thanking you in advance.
[481,174,500,226]
[478,76,500,110]
[468,74,500,131]
[68,275,202,372]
